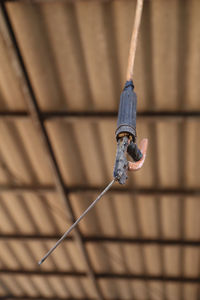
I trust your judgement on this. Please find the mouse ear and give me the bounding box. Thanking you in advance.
[128,138,148,171]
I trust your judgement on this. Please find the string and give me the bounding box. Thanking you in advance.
[126,0,144,81]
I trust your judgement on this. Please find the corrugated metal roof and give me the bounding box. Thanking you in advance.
[0,0,200,299]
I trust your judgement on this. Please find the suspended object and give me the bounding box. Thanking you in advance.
[39,0,147,265]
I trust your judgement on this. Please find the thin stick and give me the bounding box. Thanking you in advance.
[38,179,116,265]
[126,0,144,81]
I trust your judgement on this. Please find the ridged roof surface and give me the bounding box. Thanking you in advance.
[0,0,200,299]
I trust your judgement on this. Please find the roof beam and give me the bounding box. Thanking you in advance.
[0,4,103,300]
[1,297,90,300]
[1,297,93,300]
[0,297,124,300]
[0,110,200,122]
[1,0,116,3]
[0,269,200,283]
[1,233,200,247]
[0,184,200,197]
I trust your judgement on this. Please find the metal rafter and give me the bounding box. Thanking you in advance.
[0,184,200,197]
[1,233,200,246]
[1,297,95,300]
[1,297,91,300]
[0,110,200,121]
[0,298,130,300]
[0,269,200,283]
[0,4,103,299]
[0,0,146,3]
[0,296,144,300]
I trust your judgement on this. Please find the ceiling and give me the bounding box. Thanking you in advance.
[0,0,200,299]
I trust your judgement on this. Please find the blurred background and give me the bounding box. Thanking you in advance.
[0,0,200,299]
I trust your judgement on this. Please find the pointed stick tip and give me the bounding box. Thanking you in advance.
[38,259,44,265]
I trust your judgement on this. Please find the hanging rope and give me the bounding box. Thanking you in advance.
[126,0,144,81]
